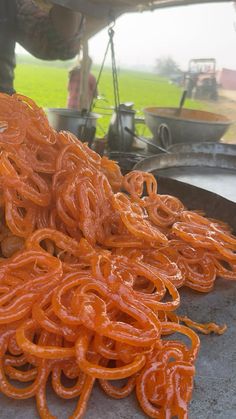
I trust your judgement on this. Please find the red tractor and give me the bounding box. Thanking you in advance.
[184,58,218,101]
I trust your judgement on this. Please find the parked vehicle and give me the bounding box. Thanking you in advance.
[184,58,218,101]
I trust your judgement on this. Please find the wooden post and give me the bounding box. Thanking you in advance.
[78,38,90,111]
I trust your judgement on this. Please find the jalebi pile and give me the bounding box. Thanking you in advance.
[0,93,235,419]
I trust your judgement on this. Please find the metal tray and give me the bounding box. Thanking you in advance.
[134,152,236,202]
[1,179,236,419]
[168,141,236,155]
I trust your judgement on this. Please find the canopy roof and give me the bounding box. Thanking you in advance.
[54,0,232,18]
[52,0,233,39]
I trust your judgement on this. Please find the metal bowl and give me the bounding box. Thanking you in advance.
[144,107,233,147]
[46,108,100,146]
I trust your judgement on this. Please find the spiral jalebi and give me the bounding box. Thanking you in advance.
[0,93,235,419]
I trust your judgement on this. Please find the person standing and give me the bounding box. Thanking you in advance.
[67,56,98,110]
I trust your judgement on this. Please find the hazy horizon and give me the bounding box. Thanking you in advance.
[16,2,236,72]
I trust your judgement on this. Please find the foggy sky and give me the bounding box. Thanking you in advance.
[16,2,236,71]
[89,2,236,71]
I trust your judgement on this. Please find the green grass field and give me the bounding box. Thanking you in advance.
[14,57,205,136]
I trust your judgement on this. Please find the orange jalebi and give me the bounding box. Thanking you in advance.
[0,93,235,419]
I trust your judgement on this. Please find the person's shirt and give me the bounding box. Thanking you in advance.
[67,67,98,110]
[0,0,82,94]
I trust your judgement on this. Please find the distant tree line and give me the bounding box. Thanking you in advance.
[155,56,181,77]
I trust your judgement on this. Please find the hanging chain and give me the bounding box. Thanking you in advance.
[89,31,111,113]
[108,26,124,151]
[90,22,121,112]
[109,27,121,113]
[89,21,124,150]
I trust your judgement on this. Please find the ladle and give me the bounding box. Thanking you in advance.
[175,90,187,116]
[124,127,170,153]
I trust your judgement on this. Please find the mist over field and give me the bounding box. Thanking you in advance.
[16,2,236,73]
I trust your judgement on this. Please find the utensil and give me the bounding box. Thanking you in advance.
[107,104,136,151]
[168,141,236,155]
[133,152,236,202]
[175,89,187,116]
[124,127,170,154]
[46,108,100,146]
[144,107,233,145]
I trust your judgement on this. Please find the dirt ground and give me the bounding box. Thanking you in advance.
[203,89,236,143]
